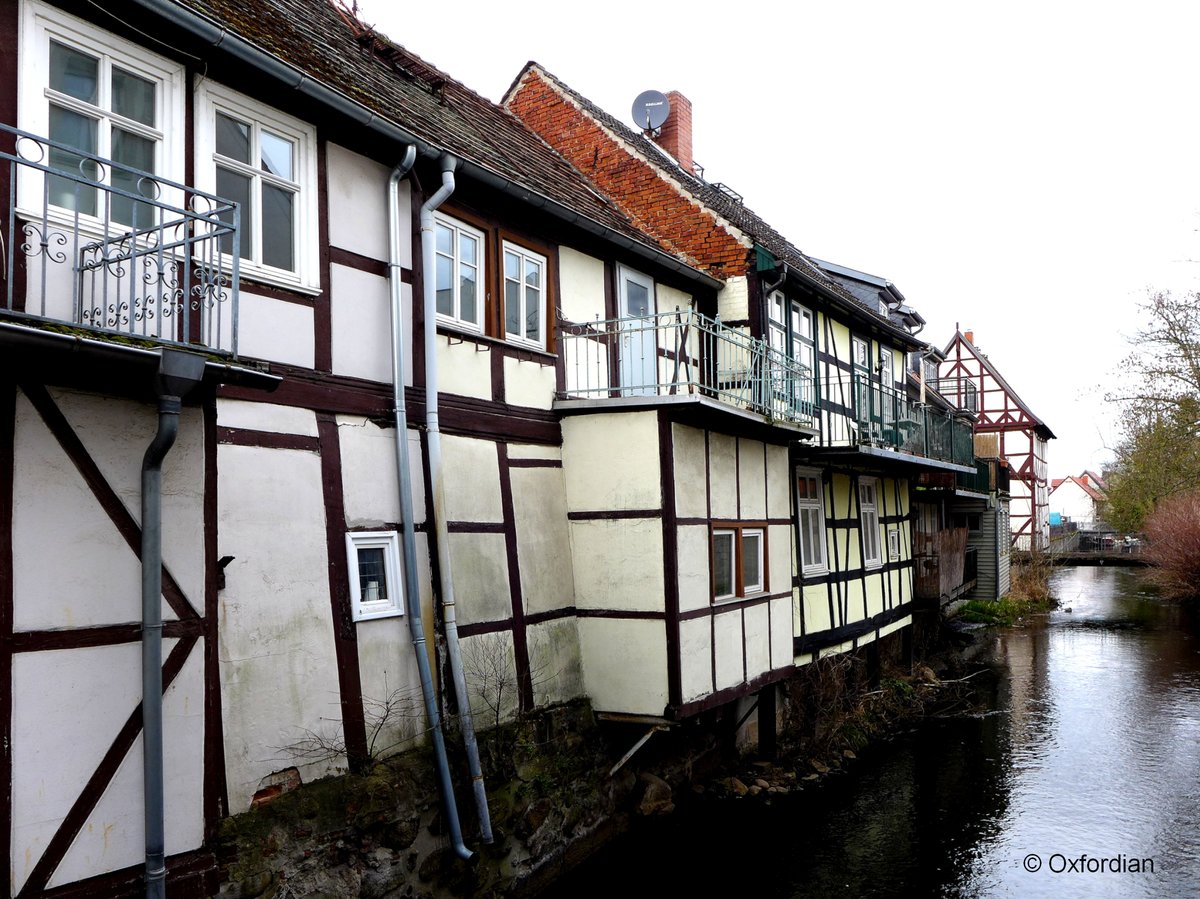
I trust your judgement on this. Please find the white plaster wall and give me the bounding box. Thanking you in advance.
[330,263,393,384]
[447,532,511,626]
[338,416,405,526]
[743,603,772,678]
[738,439,767,520]
[878,618,911,641]
[355,616,426,755]
[671,424,707,519]
[506,444,560,461]
[569,519,663,612]
[713,610,744,691]
[558,246,606,324]
[1051,481,1096,523]
[577,618,667,715]
[11,642,140,893]
[716,275,749,323]
[769,524,791,597]
[679,618,714,703]
[770,597,792,669]
[217,399,318,436]
[766,444,790,520]
[527,618,586,707]
[511,467,575,616]
[238,291,315,368]
[12,390,204,630]
[442,434,502,522]
[562,413,660,512]
[217,444,344,810]
[47,643,205,889]
[326,142,395,265]
[800,584,832,635]
[657,283,692,316]
[675,524,711,615]
[707,433,737,519]
[503,355,555,410]
[437,336,492,401]
[461,631,520,727]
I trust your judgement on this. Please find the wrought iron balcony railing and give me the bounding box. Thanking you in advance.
[821,373,975,467]
[1,124,240,356]
[559,308,818,427]
[931,377,978,414]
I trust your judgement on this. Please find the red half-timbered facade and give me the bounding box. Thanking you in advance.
[937,330,1054,550]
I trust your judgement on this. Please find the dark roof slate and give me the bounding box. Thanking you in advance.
[173,0,662,250]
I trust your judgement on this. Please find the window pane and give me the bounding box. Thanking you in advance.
[357,547,388,603]
[110,129,157,226]
[624,279,649,317]
[800,511,815,565]
[47,105,98,216]
[460,233,477,266]
[525,258,541,289]
[436,223,452,255]
[713,533,734,597]
[216,112,251,163]
[216,165,252,260]
[262,183,294,270]
[260,129,293,180]
[505,278,521,335]
[460,264,477,323]
[112,67,156,126]
[525,286,540,341]
[504,250,519,280]
[742,533,761,590]
[49,41,98,103]
[436,255,453,315]
[796,477,809,500]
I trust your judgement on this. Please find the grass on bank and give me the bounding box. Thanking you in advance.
[957,553,1057,625]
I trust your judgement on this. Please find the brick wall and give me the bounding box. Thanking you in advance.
[507,69,752,282]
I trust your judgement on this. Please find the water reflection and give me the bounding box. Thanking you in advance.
[546,568,1200,898]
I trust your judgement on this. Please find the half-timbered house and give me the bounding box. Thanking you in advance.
[1,0,727,894]
[505,69,975,716]
[937,330,1054,550]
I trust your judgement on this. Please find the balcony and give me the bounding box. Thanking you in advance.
[558,308,818,429]
[1,124,239,356]
[931,377,978,414]
[820,373,975,468]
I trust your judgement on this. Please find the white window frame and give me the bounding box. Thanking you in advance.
[795,467,828,575]
[860,478,882,569]
[195,81,319,292]
[17,0,185,227]
[888,528,900,561]
[433,212,486,333]
[345,531,404,622]
[713,529,736,601]
[502,241,547,349]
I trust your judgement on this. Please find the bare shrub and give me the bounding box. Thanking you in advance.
[1143,491,1200,600]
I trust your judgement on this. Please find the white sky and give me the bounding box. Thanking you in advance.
[355,0,1200,477]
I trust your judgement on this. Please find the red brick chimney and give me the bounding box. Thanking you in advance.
[964,329,975,344]
[653,91,693,173]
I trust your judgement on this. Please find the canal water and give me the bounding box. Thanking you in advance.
[547,567,1200,898]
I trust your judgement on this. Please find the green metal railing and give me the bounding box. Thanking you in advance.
[838,373,974,466]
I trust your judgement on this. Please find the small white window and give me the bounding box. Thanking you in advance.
[502,242,546,348]
[434,213,486,332]
[888,528,900,561]
[860,479,881,569]
[795,468,828,575]
[196,82,318,290]
[345,532,403,622]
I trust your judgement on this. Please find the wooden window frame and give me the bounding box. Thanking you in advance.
[710,521,769,603]
[432,205,558,353]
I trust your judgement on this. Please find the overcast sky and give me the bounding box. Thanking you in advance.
[354,0,1200,477]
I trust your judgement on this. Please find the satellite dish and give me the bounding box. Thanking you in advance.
[631,90,670,133]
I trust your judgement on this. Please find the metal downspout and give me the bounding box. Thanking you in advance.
[388,148,473,861]
[141,350,205,899]
[420,154,493,843]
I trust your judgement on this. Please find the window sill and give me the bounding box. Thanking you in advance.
[353,607,404,623]
[436,324,556,363]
